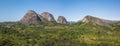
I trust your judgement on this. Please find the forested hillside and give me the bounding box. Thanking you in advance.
[0,22,120,46]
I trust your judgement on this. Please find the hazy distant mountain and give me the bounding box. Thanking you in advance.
[102,19,118,24]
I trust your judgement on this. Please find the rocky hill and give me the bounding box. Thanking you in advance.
[57,16,68,24]
[20,10,68,25]
[20,10,41,25]
[19,10,118,26]
[82,15,109,26]
[39,12,55,23]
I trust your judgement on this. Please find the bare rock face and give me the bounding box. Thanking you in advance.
[82,15,109,26]
[20,10,41,25]
[39,12,55,23]
[57,16,68,24]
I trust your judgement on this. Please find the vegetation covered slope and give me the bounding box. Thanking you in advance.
[0,22,120,46]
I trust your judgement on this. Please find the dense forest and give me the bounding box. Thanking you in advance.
[0,21,120,46]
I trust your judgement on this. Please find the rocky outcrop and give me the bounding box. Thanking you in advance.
[57,16,68,24]
[19,10,69,25]
[20,10,41,25]
[19,10,111,26]
[39,12,55,23]
[82,15,109,26]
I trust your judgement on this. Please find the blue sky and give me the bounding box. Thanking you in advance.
[0,0,120,22]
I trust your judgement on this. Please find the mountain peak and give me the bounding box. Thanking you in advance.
[27,10,35,12]
[42,12,51,14]
[84,15,98,19]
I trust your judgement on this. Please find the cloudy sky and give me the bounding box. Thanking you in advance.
[0,0,120,22]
